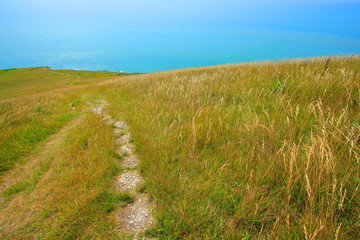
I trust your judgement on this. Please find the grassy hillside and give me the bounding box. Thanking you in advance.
[0,67,120,100]
[0,69,132,239]
[101,56,360,239]
[0,67,129,173]
[0,56,359,239]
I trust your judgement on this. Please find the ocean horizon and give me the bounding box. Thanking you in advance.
[1,1,360,73]
[1,26,359,73]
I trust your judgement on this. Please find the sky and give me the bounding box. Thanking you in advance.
[1,0,360,36]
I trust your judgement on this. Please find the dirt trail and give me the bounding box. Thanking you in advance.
[91,100,155,239]
[52,71,81,85]
[0,116,83,197]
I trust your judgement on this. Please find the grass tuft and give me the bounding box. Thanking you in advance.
[2,181,30,196]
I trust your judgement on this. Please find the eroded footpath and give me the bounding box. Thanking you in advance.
[91,100,154,239]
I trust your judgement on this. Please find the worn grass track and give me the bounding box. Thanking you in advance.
[0,113,134,239]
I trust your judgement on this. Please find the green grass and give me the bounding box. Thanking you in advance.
[0,113,131,239]
[0,67,126,174]
[0,68,132,238]
[0,67,121,100]
[101,56,359,239]
[0,55,359,239]
[0,95,78,173]
[2,181,30,196]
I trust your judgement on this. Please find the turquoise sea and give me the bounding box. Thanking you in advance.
[1,25,359,73]
[1,0,360,73]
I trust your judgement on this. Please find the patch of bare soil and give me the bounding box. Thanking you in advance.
[119,194,154,233]
[115,133,131,144]
[113,128,124,135]
[122,154,141,168]
[116,170,143,192]
[119,144,135,154]
[114,121,129,130]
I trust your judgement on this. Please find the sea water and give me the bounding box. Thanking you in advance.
[0,25,359,73]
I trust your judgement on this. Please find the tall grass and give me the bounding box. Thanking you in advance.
[0,56,358,239]
[0,67,135,239]
[0,67,122,174]
[0,92,80,173]
[0,113,131,239]
[101,56,359,239]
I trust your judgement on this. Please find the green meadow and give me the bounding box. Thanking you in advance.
[0,56,359,239]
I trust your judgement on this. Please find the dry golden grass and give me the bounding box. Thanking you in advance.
[0,70,133,239]
[0,56,359,239]
[0,113,132,239]
[0,67,120,100]
[100,56,359,239]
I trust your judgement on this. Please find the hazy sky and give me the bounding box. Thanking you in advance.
[1,0,360,35]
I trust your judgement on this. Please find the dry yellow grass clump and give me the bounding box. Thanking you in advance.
[0,56,359,239]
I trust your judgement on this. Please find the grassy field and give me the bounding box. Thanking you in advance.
[0,68,133,239]
[0,56,359,239]
[0,67,120,100]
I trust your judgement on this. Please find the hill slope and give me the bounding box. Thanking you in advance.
[0,67,121,100]
[0,56,359,239]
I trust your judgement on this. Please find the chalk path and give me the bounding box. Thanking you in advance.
[91,100,154,239]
